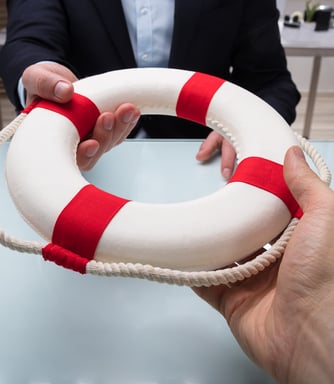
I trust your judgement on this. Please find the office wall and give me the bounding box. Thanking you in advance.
[282,0,334,92]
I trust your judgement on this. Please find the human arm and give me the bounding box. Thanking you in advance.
[194,0,300,177]
[194,146,334,383]
[229,0,300,124]
[0,0,139,170]
[21,63,140,171]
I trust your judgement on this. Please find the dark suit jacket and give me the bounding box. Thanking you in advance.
[0,0,300,138]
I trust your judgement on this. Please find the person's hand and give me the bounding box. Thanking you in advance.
[194,146,334,383]
[196,131,236,179]
[22,63,140,171]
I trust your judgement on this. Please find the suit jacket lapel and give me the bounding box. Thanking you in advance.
[90,0,136,67]
[169,0,204,68]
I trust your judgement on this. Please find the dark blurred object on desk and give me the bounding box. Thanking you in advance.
[284,13,302,28]
[303,0,333,31]
[314,5,333,31]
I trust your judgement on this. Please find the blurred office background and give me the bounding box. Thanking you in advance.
[0,0,333,138]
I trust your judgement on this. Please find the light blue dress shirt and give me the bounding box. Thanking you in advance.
[121,0,175,67]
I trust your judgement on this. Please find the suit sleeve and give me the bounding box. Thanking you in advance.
[0,0,76,110]
[230,0,300,124]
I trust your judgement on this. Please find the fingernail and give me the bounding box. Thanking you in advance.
[122,111,134,124]
[291,146,305,159]
[222,168,232,179]
[54,81,72,99]
[85,147,98,158]
[103,116,113,131]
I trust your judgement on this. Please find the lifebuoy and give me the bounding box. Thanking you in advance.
[5,68,301,273]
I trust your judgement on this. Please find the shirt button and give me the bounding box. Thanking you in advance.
[140,7,148,15]
[142,53,148,61]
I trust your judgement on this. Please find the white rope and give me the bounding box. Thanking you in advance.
[0,229,44,255]
[0,113,26,144]
[295,132,332,185]
[85,133,331,286]
[0,115,331,286]
[86,218,299,286]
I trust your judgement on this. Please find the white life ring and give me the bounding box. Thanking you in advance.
[5,68,300,274]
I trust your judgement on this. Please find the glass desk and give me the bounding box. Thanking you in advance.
[0,139,332,384]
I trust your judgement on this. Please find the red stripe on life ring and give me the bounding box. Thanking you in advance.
[23,93,100,140]
[50,185,130,264]
[229,157,302,218]
[176,72,225,126]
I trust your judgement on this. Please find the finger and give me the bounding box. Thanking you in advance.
[220,139,236,179]
[77,112,115,171]
[22,63,77,104]
[282,146,334,291]
[76,112,114,171]
[76,139,100,171]
[284,146,331,213]
[195,131,223,162]
[111,103,141,146]
[76,105,140,171]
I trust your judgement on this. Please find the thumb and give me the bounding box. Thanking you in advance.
[284,146,329,213]
[22,63,76,104]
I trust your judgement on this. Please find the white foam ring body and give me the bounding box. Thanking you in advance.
[5,68,299,271]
